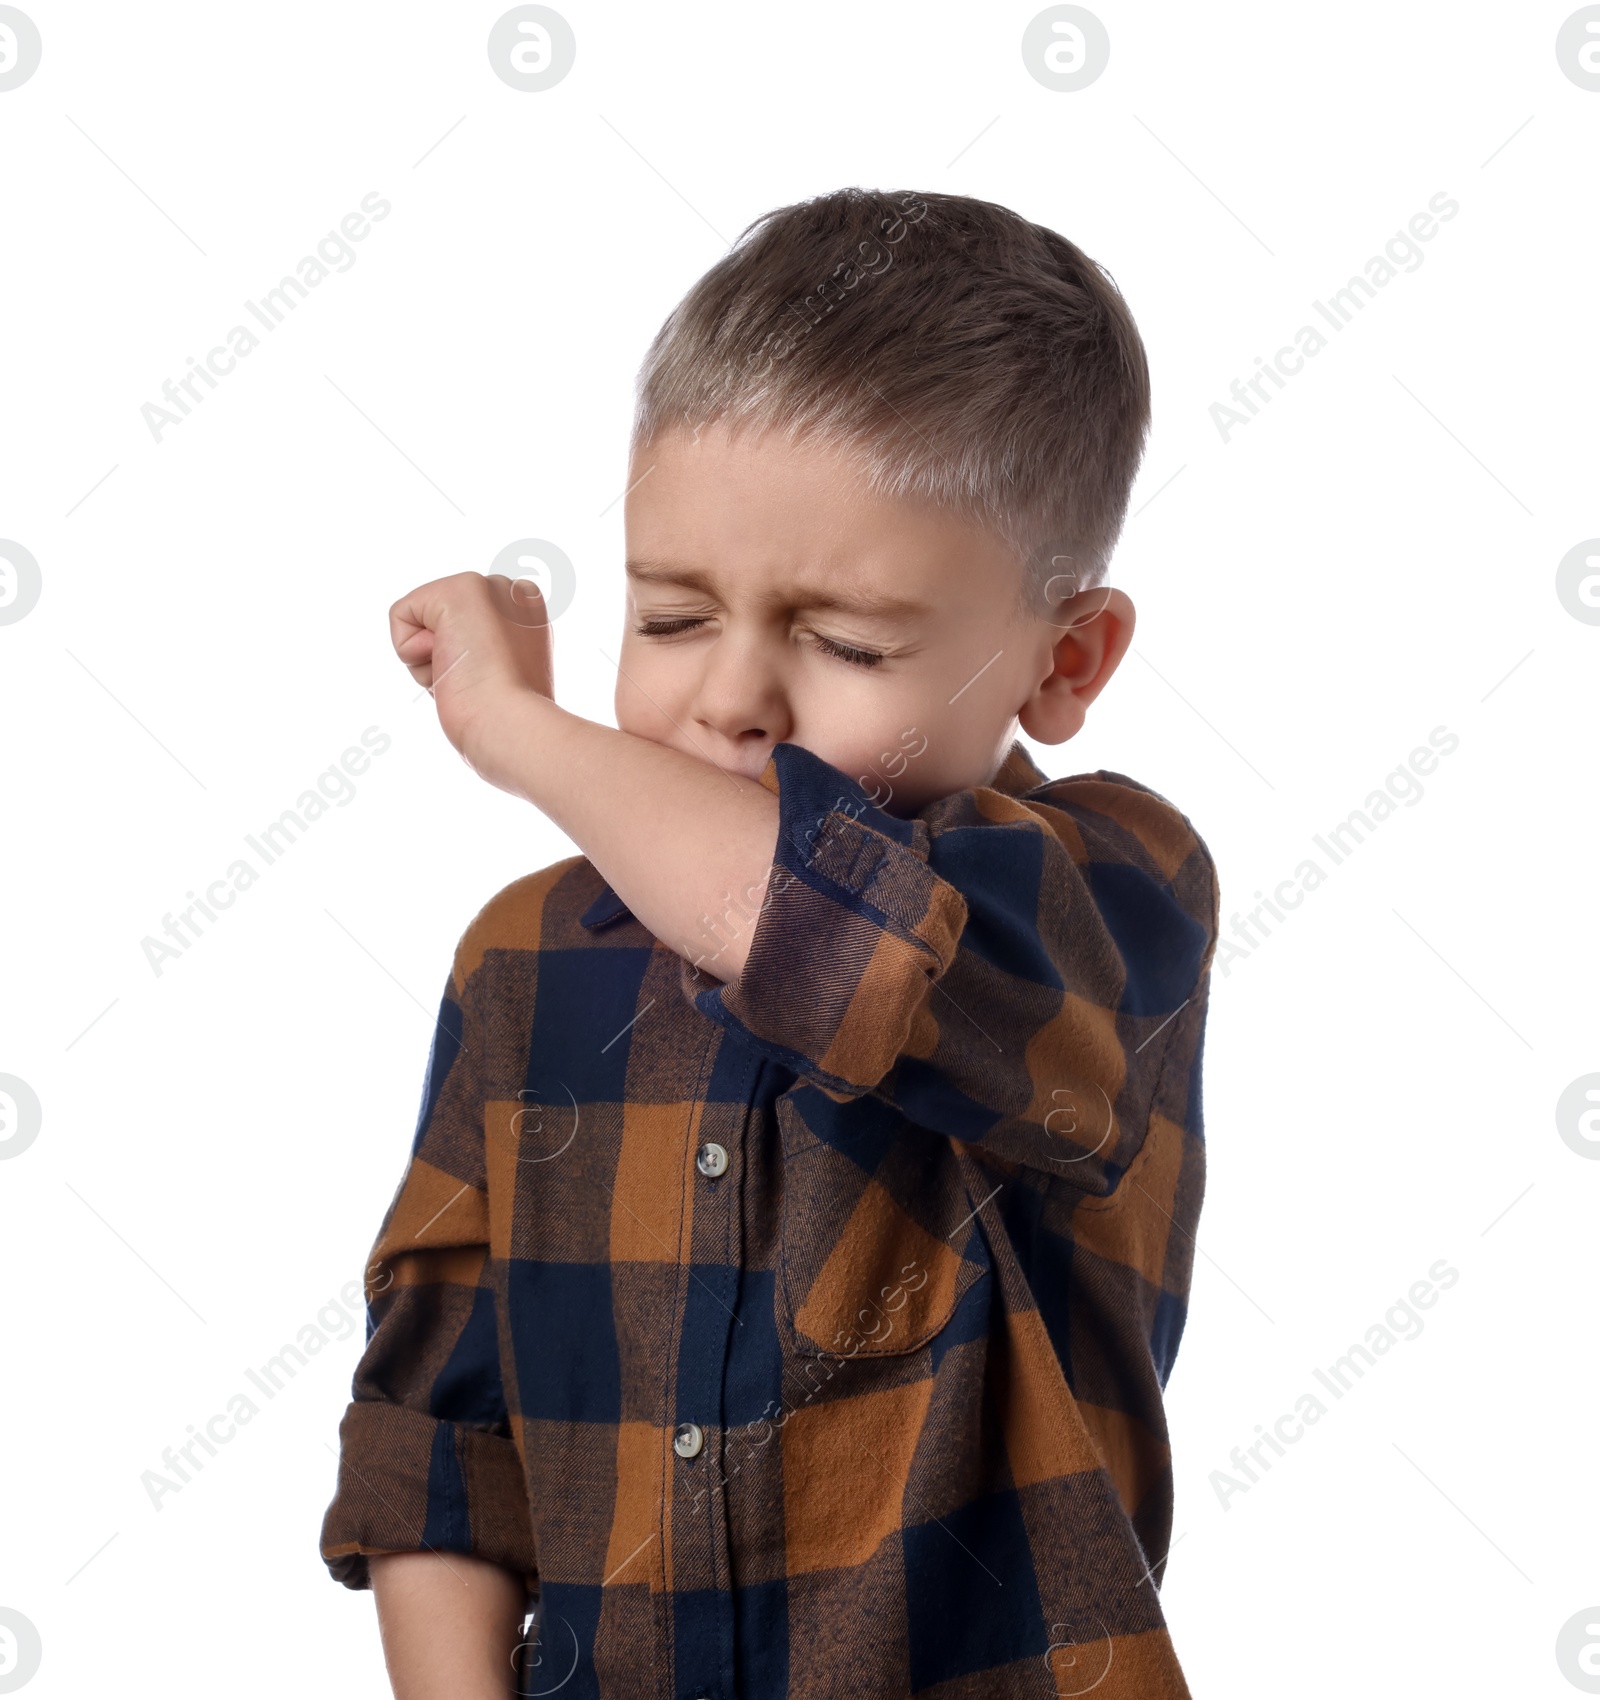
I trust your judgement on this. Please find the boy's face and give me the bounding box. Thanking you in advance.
[617,421,1133,815]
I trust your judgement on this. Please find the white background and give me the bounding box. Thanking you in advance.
[2,2,1596,1695]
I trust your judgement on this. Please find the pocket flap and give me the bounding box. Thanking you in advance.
[777,1096,990,1358]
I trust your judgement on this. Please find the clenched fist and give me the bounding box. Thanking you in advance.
[389,572,555,781]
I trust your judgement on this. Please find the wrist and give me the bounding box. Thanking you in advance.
[462,687,561,802]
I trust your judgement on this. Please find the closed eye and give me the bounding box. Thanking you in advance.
[633,617,885,670]
[811,633,884,669]
[633,616,706,638]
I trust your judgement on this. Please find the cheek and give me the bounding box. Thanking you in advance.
[822,707,949,803]
[614,643,681,741]
[877,711,993,809]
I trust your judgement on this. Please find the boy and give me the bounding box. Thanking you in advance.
[320,187,1219,1700]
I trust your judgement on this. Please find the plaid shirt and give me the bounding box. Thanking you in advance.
[320,737,1219,1699]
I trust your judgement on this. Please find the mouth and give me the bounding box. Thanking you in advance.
[720,754,774,783]
[704,739,779,783]
[657,731,778,784]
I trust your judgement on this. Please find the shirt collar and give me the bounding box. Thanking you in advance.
[579,882,634,930]
[577,738,1048,930]
[990,738,1048,796]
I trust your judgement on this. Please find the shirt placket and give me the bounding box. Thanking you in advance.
[665,1039,759,1700]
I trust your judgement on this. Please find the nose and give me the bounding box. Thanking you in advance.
[688,624,791,769]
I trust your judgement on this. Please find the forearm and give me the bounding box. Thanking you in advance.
[474,691,781,982]
[368,1550,528,1700]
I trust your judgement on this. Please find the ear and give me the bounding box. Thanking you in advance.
[1016,587,1137,745]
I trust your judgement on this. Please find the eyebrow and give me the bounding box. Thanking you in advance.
[624,558,930,621]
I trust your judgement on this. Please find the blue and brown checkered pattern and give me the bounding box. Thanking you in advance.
[320,737,1219,1698]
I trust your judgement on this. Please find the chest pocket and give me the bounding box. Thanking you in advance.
[775,1093,991,1359]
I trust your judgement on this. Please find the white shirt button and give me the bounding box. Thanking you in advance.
[673,1421,704,1459]
[696,1141,728,1177]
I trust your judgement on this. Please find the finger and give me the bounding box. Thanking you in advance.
[394,626,436,665]
[389,580,453,657]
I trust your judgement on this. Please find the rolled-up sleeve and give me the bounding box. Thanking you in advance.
[684,740,1219,1193]
[319,957,537,1594]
